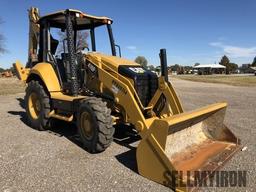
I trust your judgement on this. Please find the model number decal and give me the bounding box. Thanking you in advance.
[112,80,127,95]
[88,63,96,73]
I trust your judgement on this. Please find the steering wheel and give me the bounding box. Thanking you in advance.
[83,46,89,52]
[77,46,89,53]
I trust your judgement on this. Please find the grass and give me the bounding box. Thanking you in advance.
[173,74,256,87]
[0,77,25,95]
[0,75,255,95]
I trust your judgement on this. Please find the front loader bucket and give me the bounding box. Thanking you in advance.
[137,103,240,192]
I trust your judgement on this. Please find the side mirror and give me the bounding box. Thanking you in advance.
[115,44,122,57]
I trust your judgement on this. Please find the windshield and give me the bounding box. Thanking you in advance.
[50,24,116,58]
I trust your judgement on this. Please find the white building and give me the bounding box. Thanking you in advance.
[193,64,226,75]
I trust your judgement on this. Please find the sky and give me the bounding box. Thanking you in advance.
[0,0,256,68]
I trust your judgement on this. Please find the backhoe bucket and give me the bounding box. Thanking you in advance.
[13,61,30,82]
[137,103,240,192]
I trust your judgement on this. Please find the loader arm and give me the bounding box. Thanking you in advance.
[86,53,184,126]
[96,62,148,134]
[86,54,240,191]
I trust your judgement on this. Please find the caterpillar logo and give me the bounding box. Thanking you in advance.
[112,80,127,95]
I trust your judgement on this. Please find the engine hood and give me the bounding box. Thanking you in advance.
[86,52,140,71]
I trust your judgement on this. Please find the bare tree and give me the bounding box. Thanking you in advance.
[57,30,89,54]
[0,18,7,54]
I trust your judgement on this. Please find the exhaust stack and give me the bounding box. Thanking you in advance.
[159,49,169,82]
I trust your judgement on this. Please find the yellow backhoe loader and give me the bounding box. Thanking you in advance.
[14,7,240,191]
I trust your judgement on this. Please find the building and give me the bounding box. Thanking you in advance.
[241,64,250,68]
[240,64,255,73]
[250,67,256,75]
[193,64,226,75]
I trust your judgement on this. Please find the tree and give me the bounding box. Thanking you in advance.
[0,67,4,72]
[252,56,256,67]
[135,56,148,68]
[177,66,184,74]
[184,66,193,74]
[9,66,16,74]
[170,64,180,72]
[147,65,155,71]
[57,30,89,54]
[219,55,230,74]
[0,18,7,54]
[194,63,200,66]
[219,55,230,66]
[155,66,161,73]
[219,55,239,74]
[229,63,238,72]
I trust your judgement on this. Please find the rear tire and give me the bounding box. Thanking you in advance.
[25,80,51,131]
[77,97,114,153]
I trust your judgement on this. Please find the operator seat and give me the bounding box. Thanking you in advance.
[50,35,59,55]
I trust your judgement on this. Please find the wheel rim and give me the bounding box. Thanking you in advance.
[80,111,94,140]
[28,92,41,119]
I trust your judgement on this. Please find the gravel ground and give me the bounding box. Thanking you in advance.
[0,78,255,192]
[0,78,25,95]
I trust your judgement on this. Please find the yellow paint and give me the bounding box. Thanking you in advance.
[164,102,227,127]
[28,92,40,119]
[49,110,73,122]
[13,61,30,82]
[86,52,140,71]
[50,92,87,101]
[30,63,61,92]
[136,102,239,191]
[40,9,113,24]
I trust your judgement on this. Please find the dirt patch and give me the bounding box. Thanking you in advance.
[0,77,25,95]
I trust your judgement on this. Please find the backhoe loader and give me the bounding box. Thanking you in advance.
[14,7,240,191]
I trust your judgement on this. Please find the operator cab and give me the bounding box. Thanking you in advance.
[35,9,118,93]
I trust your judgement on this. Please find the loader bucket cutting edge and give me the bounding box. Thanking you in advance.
[136,103,240,192]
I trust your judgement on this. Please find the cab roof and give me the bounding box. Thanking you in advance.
[38,9,113,30]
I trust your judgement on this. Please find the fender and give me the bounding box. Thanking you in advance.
[28,63,61,92]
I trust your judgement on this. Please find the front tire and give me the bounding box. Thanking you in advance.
[25,80,51,131]
[77,97,114,153]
